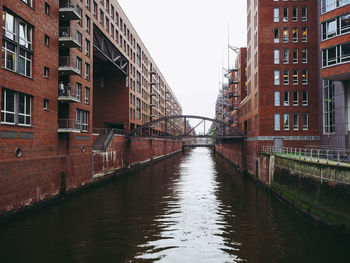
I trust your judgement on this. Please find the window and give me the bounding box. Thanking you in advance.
[302,91,308,106]
[293,69,298,85]
[106,0,110,12]
[136,71,141,92]
[77,57,82,75]
[76,83,82,101]
[85,15,90,33]
[341,14,350,34]
[76,109,89,132]
[293,91,298,106]
[111,24,114,38]
[293,48,298,63]
[1,88,32,126]
[301,6,307,21]
[85,38,90,57]
[274,49,280,64]
[116,11,119,24]
[322,46,337,67]
[100,10,104,25]
[283,49,289,64]
[136,44,141,66]
[111,5,114,19]
[85,87,90,104]
[283,7,288,22]
[284,114,290,130]
[77,30,82,50]
[292,27,298,42]
[93,2,97,18]
[302,69,308,84]
[86,0,91,9]
[136,98,141,120]
[302,27,307,42]
[45,2,50,15]
[292,6,298,22]
[77,5,82,26]
[283,70,289,85]
[274,91,280,106]
[275,114,280,130]
[21,0,32,7]
[106,17,109,32]
[44,66,49,78]
[323,80,335,134]
[302,113,308,130]
[274,28,280,43]
[2,11,33,77]
[45,34,50,47]
[85,63,90,81]
[293,113,299,130]
[301,48,307,63]
[274,8,279,22]
[284,91,289,106]
[43,99,49,110]
[274,70,280,85]
[283,28,289,43]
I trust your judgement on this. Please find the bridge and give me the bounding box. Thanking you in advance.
[127,115,245,140]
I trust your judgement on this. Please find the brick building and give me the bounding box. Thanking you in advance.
[0,0,181,214]
[319,0,350,149]
[237,0,320,174]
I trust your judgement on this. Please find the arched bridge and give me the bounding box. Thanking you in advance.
[127,115,245,140]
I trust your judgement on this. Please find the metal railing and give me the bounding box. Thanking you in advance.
[92,127,125,135]
[261,145,350,165]
[59,0,82,15]
[58,119,79,130]
[59,56,81,73]
[59,27,79,41]
[58,83,81,100]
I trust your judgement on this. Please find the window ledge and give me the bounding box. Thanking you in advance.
[1,67,34,80]
[0,122,34,128]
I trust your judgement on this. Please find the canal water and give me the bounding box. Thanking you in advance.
[1,148,350,262]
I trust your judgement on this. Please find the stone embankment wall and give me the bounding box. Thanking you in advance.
[216,141,350,230]
[0,137,182,216]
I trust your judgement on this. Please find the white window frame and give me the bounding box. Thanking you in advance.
[284,114,290,130]
[274,91,280,106]
[275,114,281,131]
[274,70,280,85]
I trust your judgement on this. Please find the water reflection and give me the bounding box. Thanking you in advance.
[0,148,349,263]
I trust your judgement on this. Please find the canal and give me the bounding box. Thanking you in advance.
[1,148,350,262]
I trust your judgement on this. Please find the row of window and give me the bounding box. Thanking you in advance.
[274,27,308,43]
[323,80,335,134]
[274,69,308,85]
[321,0,350,14]
[322,42,350,67]
[274,48,308,64]
[275,113,308,131]
[273,6,307,23]
[322,13,350,40]
[274,91,308,106]
[2,10,32,77]
[1,87,90,132]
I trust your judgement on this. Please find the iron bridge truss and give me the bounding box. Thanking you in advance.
[127,115,246,140]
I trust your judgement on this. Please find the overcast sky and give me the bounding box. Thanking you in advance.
[118,0,247,119]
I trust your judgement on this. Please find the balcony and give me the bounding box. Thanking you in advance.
[58,83,81,103]
[59,0,82,21]
[59,27,81,48]
[59,56,81,75]
[58,119,80,133]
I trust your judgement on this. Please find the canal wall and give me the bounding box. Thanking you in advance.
[260,153,350,230]
[0,136,182,217]
[216,140,350,230]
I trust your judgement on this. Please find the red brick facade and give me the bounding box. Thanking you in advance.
[0,0,182,216]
